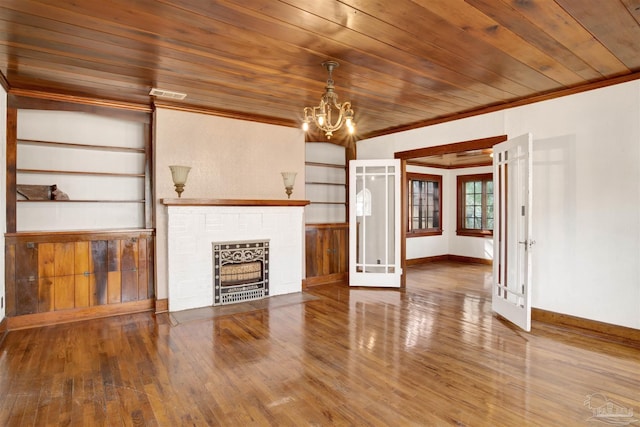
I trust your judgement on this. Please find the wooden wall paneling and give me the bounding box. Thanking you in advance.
[74,242,90,308]
[147,236,155,299]
[37,243,55,313]
[15,242,39,315]
[305,224,349,284]
[90,240,108,305]
[6,108,17,233]
[333,226,348,274]
[120,238,139,302]
[5,231,155,326]
[137,237,149,300]
[107,240,121,304]
[320,229,330,276]
[5,244,16,317]
[14,278,38,315]
[305,228,320,278]
[54,243,75,310]
[54,276,75,311]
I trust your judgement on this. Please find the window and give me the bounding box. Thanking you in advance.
[407,173,442,237]
[457,173,493,237]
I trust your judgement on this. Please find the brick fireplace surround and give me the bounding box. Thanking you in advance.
[162,199,309,312]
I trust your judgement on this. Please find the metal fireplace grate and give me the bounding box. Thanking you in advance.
[213,240,269,306]
[220,287,265,305]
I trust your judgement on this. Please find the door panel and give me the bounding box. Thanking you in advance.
[492,133,533,331]
[349,159,401,287]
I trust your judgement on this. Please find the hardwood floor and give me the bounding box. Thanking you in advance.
[0,261,638,426]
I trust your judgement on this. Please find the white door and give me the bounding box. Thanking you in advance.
[492,133,533,331]
[349,159,401,287]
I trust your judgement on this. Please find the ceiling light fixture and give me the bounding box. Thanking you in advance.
[302,61,355,140]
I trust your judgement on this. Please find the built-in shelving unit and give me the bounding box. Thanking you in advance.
[5,94,156,328]
[305,144,348,223]
[303,142,351,287]
[13,107,150,231]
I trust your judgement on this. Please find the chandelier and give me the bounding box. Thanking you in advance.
[302,61,355,139]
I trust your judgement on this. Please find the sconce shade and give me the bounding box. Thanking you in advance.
[169,165,191,185]
[281,172,297,188]
[169,165,191,197]
[281,172,297,199]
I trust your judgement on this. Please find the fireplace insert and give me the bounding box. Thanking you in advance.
[212,240,269,305]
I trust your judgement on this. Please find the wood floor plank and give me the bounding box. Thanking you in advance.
[0,261,638,425]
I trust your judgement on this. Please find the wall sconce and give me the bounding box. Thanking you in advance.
[281,172,297,199]
[169,165,191,198]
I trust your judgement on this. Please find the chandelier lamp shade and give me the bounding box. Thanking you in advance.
[302,61,355,139]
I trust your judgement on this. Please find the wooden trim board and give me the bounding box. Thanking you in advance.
[407,254,492,266]
[6,299,154,331]
[532,308,640,344]
[155,298,169,314]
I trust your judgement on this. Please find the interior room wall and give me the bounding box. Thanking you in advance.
[154,108,306,300]
[448,165,493,260]
[357,80,640,329]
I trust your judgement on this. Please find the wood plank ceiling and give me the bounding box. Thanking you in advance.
[1,0,639,143]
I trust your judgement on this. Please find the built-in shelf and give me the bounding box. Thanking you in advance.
[17,169,145,178]
[18,199,146,203]
[305,181,346,186]
[309,201,347,205]
[18,139,146,153]
[305,161,345,169]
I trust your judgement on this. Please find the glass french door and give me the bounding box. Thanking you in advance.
[492,133,533,331]
[349,159,401,287]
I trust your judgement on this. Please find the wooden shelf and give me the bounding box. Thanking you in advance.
[18,139,145,153]
[17,169,145,178]
[305,161,346,169]
[305,181,346,186]
[308,201,347,205]
[18,200,145,204]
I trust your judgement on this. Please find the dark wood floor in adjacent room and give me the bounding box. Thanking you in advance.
[0,261,638,426]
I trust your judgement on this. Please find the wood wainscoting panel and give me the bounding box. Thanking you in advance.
[90,240,109,305]
[137,236,150,300]
[107,240,121,304]
[305,223,348,287]
[4,229,155,329]
[74,241,91,308]
[4,244,16,317]
[121,238,139,302]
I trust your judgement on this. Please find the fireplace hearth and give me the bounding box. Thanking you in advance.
[213,240,269,305]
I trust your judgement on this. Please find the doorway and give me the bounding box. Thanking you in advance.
[394,135,507,288]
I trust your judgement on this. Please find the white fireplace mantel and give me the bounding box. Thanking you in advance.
[162,199,310,312]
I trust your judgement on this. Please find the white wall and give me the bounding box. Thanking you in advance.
[154,108,306,300]
[0,85,6,321]
[448,166,494,260]
[358,80,640,329]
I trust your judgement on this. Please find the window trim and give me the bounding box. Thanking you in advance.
[406,172,443,237]
[456,173,493,238]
